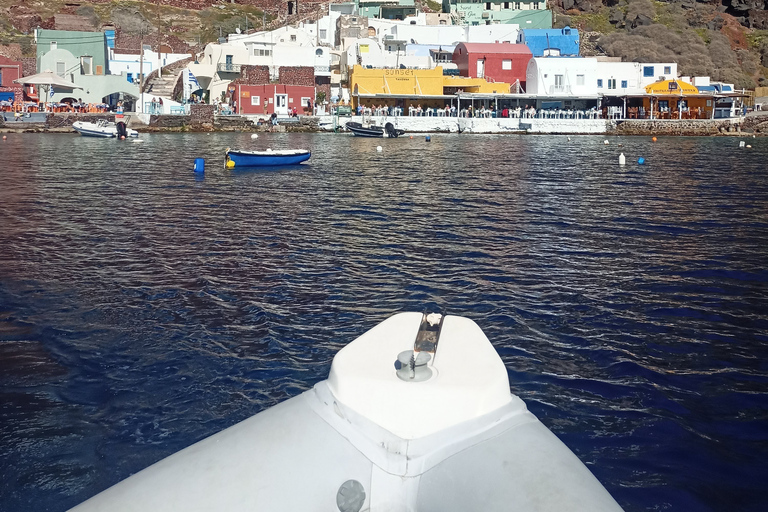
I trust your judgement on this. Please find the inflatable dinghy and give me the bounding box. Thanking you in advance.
[69,312,623,512]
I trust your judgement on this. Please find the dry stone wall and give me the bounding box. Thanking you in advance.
[611,119,739,136]
[278,66,314,87]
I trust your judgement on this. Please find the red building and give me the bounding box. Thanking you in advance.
[452,42,532,90]
[237,84,316,116]
[0,55,24,103]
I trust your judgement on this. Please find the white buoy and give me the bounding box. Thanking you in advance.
[746,144,752,148]
[567,137,571,141]
[619,153,626,165]
[376,146,383,152]
[251,133,258,139]
[604,140,609,145]
[739,140,746,147]
[266,148,272,152]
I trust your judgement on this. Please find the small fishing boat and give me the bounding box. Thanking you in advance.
[225,148,311,168]
[68,312,623,512]
[346,121,405,138]
[72,119,138,138]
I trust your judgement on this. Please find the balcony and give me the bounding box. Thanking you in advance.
[314,64,331,75]
[548,84,571,95]
[217,63,242,74]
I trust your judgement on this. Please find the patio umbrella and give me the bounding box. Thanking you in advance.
[14,70,82,108]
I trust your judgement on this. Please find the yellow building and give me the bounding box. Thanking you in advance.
[349,65,511,111]
[641,79,713,119]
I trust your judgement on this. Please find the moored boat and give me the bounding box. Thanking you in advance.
[72,119,138,138]
[346,121,405,138]
[225,148,311,168]
[68,312,624,512]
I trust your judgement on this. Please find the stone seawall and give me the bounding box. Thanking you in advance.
[610,119,741,136]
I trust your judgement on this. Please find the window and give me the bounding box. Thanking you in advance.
[81,56,93,75]
[56,61,65,77]
[597,79,603,88]
[50,41,57,50]
[663,66,671,74]
[643,66,654,77]
[301,97,312,107]
[127,72,133,83]
[515,2,521,8]
[319,29,327,39]
[290,34,296,42]
[504,1,510,7]
[502,59,512,70]
[576,74,584,85]
[251,95,260,106]
[359,44,369,53]
[608,79,616,89]
[485,2,491,8]
[254,49,271,57]
[316,48,323,56]
[621,80,627,88]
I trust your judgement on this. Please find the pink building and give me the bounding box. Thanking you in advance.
[452,42,532,90]
[237,84,315,116]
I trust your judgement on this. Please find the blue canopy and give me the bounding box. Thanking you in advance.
[0,92,14,102]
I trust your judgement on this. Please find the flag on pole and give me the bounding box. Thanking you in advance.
[188,69,200,89]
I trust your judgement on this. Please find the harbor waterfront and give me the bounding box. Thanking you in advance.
[2,110,767,136]
[1,132,767,511]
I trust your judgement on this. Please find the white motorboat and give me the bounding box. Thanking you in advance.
[69,312,624,512]
[72,119,138,138]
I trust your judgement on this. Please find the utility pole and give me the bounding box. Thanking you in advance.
[139,28,144,113]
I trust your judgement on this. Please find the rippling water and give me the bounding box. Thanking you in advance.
[1,132,767,511]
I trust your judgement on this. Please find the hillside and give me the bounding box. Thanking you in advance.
[1,0,766,87]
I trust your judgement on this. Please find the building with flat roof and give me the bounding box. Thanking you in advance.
[442,0,552,29]
[516,27,579,56]
[453,42,532,90]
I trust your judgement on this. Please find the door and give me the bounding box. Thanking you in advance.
[476,59,485,79]
[274,94,288,115]
[225,54,233,72]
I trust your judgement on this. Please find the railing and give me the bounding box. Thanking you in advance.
[144,102,163,115]
[314,64,331,74]
[217,63,242,73]
[548,85,571,94]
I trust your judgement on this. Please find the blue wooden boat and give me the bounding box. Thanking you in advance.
[225,148,311,168]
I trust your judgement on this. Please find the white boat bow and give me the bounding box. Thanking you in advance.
[69,312,623,512]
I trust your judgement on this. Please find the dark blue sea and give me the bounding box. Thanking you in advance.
[1,131,767,512]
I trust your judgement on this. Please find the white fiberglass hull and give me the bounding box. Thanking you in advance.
[69,313,624,512]
[72,121,138,138]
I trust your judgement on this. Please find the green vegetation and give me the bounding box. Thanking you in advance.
[694,28,711,45]
[424,0,443,12]
[570,9,615,34]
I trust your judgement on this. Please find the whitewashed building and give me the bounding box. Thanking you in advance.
[526,57,678,98]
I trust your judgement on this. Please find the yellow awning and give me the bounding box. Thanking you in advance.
[645,79,698,95]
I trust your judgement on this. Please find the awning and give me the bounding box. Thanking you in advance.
[14,70,82,90]
[645,79,697,95]
[354,93,456,100]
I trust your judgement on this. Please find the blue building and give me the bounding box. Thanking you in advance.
[517,26,579,57]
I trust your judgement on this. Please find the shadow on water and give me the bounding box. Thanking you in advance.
[1,132,768,511]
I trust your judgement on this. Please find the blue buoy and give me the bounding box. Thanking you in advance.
[637,157,645,165]
[425,135,431,142]
[194,158,205,173]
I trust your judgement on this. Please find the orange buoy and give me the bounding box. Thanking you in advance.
[652,136,657,142]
